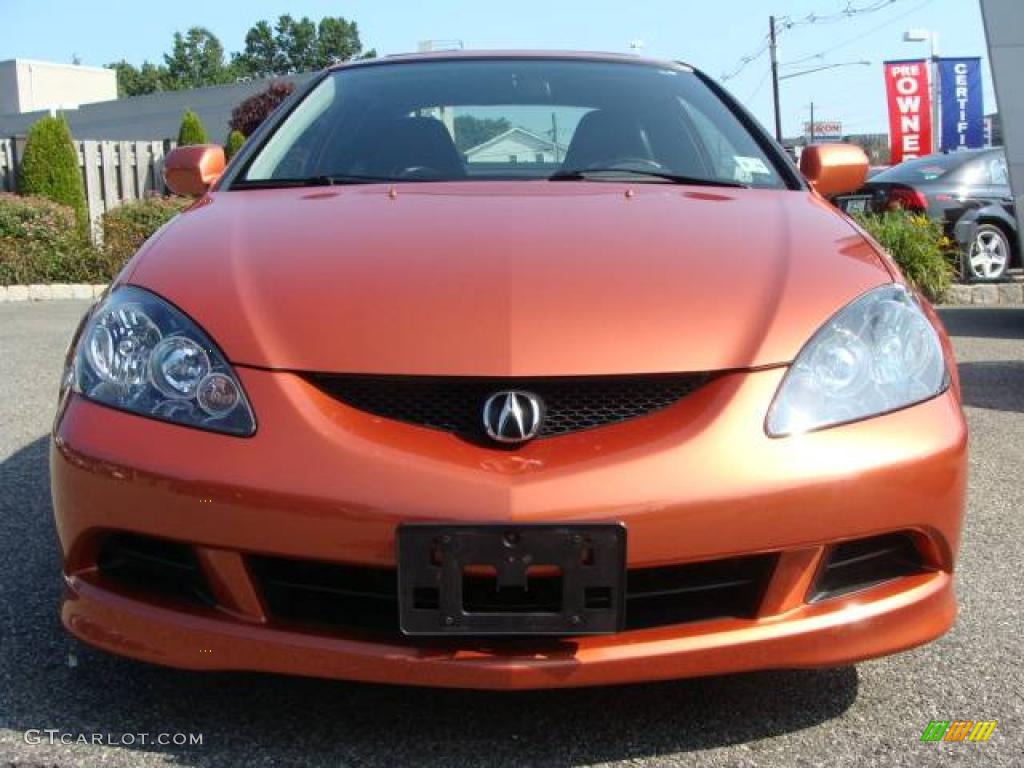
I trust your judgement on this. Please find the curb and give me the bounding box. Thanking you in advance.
[941,282,1024,306]
[2,282,1022,306]
[0,284,107,302]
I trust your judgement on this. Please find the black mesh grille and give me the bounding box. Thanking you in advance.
[96,533,214,607]
[306,374,707,440]
[248,552,776,637]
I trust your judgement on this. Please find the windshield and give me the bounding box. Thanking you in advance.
[239,58,788,189]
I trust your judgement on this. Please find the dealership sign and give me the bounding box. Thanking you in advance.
[883,60,933,164]
[938,57,984,152]
[803,121,842,142]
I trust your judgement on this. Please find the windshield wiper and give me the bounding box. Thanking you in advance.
[549,168,748,188]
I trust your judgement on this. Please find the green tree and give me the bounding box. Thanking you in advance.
[234,15,373,77]
[107,60,167,97]
[163,27,233,89]
[18,115,88,231]
[233,20,280,78]
[454,116,512,153]
[225,129,246,159]
[316,17,371,66]
[275,15,319,73]
[177,109,209,146]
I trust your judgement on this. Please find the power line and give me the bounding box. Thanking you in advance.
[746,68,772,101]
[721,0,919,81]
[780,0,937,68]
[721,38,770,82]
[783,0,899,29]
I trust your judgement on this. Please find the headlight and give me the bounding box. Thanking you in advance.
[70,286,256,436]
[766,284,947,436]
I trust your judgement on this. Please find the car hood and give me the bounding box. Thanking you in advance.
[128,182,891,376]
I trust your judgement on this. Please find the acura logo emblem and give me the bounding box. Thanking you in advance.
[482,391,545,444]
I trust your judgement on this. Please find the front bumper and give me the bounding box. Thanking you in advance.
[52,366,967,689]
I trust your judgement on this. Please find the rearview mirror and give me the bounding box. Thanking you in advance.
[799,143,869,199]
[163,145,226,197]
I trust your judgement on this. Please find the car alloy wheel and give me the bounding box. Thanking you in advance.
[967,224,1011,282]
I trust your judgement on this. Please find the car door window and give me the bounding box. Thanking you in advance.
[989,155,1009,186]
[961,154,1009,187]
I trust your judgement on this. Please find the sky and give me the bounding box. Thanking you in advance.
[1,0,994,137]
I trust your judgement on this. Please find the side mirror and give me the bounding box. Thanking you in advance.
[163,144,226,197]
[799,143,869,199]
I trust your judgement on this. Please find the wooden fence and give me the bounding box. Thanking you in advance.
[0,138,177,237]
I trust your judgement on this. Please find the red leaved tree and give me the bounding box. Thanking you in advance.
[229,80,295,137]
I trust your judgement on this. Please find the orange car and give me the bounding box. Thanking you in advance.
[52,52,966,690]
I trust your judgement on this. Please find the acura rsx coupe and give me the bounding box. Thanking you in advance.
[52,51,967,689]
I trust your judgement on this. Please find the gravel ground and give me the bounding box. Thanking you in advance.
[0,300,1021,767]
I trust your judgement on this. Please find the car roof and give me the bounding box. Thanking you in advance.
[910,148,1000,163]
[328,49,695,73]
[870,148,1002,183]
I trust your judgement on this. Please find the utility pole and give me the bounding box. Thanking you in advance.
[809,101,815,144]
[769,15,783,142]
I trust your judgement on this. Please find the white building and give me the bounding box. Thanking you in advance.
[0,59,117,116]
[981,0,1024,253]
[465,127,568,164]
[0,68,313,142]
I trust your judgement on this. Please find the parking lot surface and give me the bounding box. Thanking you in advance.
[0,300,1021,767]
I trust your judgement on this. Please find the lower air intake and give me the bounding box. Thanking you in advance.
[810,532,927,602]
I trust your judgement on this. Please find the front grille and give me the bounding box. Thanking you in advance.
[624,554,776,630]
[248,558,399,633]
[306,374,707,440]
[96,533,214,607]
[248,553,776,637]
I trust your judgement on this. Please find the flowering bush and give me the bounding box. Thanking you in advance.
[0,194,190,285]
[853,212,956,302]
[0,194,105,285]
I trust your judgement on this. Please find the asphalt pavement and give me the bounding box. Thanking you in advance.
[0,300,1021,767]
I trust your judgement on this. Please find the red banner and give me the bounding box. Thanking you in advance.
[884,60,933,164]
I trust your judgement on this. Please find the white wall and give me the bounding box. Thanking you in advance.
[0,59,116,115]
[468,137,558,163]
[0,73,314,143]
[0,62,19,116]
[980,0,1024,253]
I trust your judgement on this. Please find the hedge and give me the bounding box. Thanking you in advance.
[177,109,209,146]
[225,129,246,160]
[101,196,192,267]
[0,194,107,285]
[0,194,189,285]
[854,212,956,302]
[18,115,89,232]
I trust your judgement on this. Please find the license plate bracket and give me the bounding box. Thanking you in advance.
[397,524,626,636]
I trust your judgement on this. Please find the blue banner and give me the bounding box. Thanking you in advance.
[938,57,984,151]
